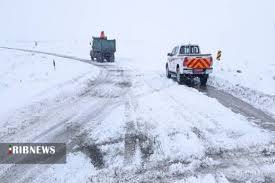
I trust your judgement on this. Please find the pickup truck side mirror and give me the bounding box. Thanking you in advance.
[167,53,172,56]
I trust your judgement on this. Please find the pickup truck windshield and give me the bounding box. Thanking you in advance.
[179,46,200,54]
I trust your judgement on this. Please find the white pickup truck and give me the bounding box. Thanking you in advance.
[166,44,213,86]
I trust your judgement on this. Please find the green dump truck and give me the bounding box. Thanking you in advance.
[90,36,116,62]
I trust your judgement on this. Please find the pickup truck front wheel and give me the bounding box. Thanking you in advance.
[166,65,171,78]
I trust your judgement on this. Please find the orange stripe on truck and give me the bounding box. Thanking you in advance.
[185,58,193,66]
[186,57,211,69]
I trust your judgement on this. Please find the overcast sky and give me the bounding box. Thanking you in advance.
[0,0,274,61]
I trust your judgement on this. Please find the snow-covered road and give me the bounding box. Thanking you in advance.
[1,48,275,182]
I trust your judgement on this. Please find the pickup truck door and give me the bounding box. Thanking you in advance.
[170,46,179,72]
[168,47,175,71]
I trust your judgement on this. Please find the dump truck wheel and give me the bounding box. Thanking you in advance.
[109,54,115,62]
[90,51,94,61]
[97,55,103,62]
[200,74,208,86]
[166,64,171,78]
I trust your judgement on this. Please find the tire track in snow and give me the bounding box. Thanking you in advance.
[123,93,155,165]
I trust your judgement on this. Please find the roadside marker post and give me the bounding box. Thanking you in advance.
[53,59,56,70]
[216,50,222,61]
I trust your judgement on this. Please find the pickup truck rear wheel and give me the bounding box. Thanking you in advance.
[200,74,209,86]
[166,65,171,78]
[176,68,183,84]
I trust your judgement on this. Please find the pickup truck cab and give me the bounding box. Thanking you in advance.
[166,44,213,86]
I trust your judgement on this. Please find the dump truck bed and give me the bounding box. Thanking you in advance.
[92,37,116,53]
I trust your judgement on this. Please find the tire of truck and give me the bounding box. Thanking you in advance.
[166,64,171,78]
[109,54,115,62]
[176,66,183,84]
[200,74,209,86]
[90,51,94,61]
[183,75,194,86]
[91,54,95,61]
[97,54,103,62]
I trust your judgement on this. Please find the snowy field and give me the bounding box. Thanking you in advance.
[0,49,99,140]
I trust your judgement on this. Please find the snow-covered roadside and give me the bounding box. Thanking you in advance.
[209,60,275,116]
[0,49,99,130]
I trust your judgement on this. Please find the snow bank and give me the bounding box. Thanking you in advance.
[208,75,275,116]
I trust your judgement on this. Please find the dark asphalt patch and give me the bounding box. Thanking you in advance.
[79,143,105,169]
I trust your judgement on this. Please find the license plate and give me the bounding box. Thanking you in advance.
[193,69,204,73]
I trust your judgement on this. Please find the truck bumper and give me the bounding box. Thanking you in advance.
[182,68,213,75]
